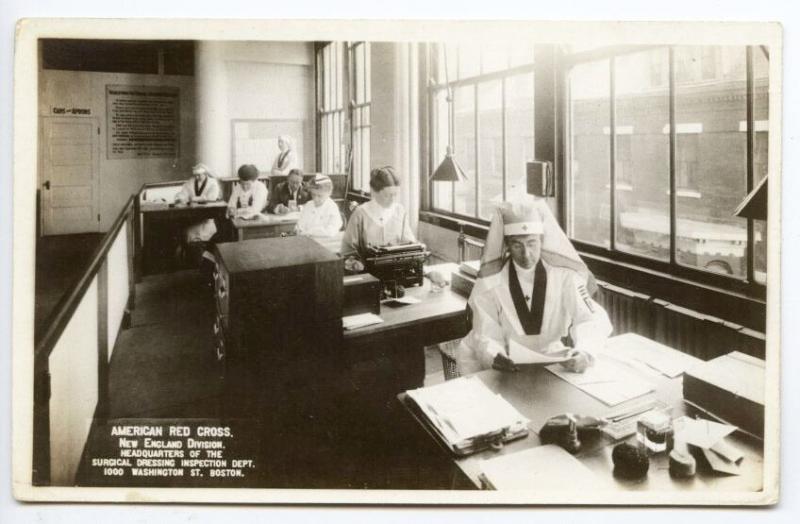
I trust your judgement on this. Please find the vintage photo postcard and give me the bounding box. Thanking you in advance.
[11,18,781,505]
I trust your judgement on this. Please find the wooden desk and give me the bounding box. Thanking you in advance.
[344,263,469,398]
[139,200,228,275]
[400,342,764,493]
[231,212,299,240]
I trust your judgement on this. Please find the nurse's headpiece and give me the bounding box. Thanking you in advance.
[474,195,595,294]
[501,203,544,237]
[192,163,212,177]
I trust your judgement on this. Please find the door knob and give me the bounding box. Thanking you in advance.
[44,180,51,190]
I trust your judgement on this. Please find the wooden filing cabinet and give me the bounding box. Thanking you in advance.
[211,236,344,414]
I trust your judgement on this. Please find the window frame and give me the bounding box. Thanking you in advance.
[316,42,348,175]
[563,45,767,299]
[425,43,537,225]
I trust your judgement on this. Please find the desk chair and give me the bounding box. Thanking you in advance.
[431,229,485,381]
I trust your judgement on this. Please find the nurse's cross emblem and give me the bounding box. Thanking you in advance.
[522,224,528,231]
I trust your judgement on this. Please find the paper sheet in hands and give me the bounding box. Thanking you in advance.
[508,339,573,365]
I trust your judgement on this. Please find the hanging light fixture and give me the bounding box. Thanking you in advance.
[430,45,468,183]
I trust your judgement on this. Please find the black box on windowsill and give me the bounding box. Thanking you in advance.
[343,273,382,316]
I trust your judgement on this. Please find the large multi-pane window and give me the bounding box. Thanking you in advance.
[317,42,347,174]
[316,42,371,191]
[567,46,769,286]
[429,43,535,221]
[350,42,371,192]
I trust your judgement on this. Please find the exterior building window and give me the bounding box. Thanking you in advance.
[317,42,347,174]
[350,42,371,192]
[428,43,535,221]
[316,42,371,192]
[567,45,768,286]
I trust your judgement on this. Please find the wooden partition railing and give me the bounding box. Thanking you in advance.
[32,196,137,486]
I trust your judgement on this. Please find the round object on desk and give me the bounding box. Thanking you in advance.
[612,442,649,480]
[669,448,697,478]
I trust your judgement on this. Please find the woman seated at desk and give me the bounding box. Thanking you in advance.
[341,166,416,269]
[226,164,268,220]
[270,135,298,177]
[457,196,612,376]
[297,174,342,237]
[174,163,221,242]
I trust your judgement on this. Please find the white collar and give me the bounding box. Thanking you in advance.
[512,260,536,278]
[362,200,396,224]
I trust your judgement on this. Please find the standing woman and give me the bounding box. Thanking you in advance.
[270,135,298,177]
[341,166,416,265]
[175,163,221,241]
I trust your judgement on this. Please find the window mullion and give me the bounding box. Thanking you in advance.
[746,46,756,283]
[668,46,677,265]
[501,77,507,202]
[609,58,617,251]
[474,83,480,218]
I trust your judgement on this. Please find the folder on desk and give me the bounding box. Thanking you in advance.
[479,444,599,491]
[406,377,529,456]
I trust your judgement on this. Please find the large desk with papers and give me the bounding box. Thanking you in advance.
[400,335,764,493]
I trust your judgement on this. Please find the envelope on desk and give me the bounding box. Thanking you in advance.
[673,416,743,475]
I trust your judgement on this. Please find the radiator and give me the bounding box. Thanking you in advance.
[596,281,765,361]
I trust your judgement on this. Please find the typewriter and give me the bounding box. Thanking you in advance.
[364,242,429,298]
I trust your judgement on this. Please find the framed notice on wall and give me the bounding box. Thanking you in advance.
[106,85,180,159]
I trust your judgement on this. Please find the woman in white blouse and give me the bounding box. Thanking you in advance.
[297,174,342,238]
[226,164,268,220]
[174,163,221,241]
[341,166,416,263]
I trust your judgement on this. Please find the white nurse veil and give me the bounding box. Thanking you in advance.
[473,195,596,295]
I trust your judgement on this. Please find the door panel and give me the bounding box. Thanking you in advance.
[42,117,100,235]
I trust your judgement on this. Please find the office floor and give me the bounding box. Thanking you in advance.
[35,233,104,341]
[76,268,456,489]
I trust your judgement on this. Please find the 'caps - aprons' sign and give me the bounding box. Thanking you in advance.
[52,107,91,115]
[106,85,180,159]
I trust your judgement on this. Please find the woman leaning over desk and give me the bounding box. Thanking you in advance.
[341,166,416,269]
[226,164,268,220]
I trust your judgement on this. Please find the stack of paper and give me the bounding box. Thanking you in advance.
[546,355,655,406]
[342,312,384,330]
[599,333,702,378]
[673,416,743,475]
[407,377,529,454]
[479,445,600,491]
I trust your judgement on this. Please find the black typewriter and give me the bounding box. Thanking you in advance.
[364,242,429,298]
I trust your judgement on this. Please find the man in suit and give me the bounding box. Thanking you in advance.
[267,168,311,214]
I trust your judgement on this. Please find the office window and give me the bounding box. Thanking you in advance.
[569,59,610,247]
[350,42,371,192]
[429,43,535,221]
[317,42,347,174]
[675,46,747,277]
[567,45,768,288]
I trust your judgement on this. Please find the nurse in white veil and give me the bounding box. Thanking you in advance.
[456,196,613,375]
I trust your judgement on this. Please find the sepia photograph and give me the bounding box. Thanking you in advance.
[9,15,782,507]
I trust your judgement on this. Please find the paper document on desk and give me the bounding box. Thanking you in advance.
[546,356,654,406]
[479,445,600,491]
[342,312,384,330]
[407,377,529,449]
[508,339,573,365]
[599,333,702,378]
